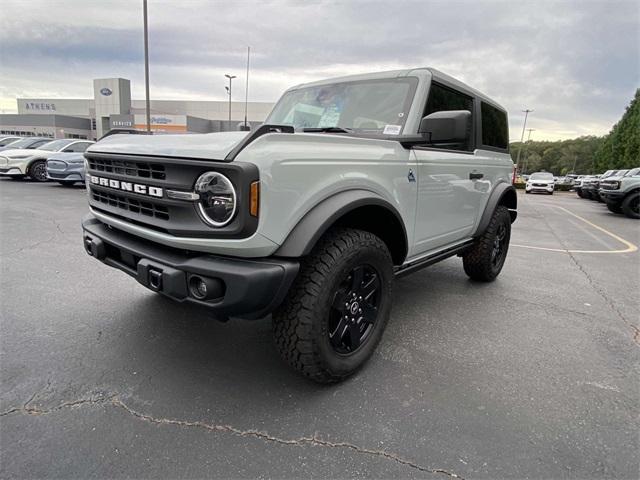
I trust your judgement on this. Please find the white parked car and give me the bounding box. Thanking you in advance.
[0,139,94,182]
[526,172,555,195]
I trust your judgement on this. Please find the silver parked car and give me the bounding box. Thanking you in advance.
[46,151,91,186]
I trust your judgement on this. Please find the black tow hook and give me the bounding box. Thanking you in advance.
[148,269,163,291]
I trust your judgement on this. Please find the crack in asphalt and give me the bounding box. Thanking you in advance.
[0,217,69,257]
[529,200,639,345]
[0,392,463,479]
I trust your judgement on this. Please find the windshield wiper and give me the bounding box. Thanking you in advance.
[302,127,353,133]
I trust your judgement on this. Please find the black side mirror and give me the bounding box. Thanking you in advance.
[418,110,471,144]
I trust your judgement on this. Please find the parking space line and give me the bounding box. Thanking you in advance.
[512,205,638,254]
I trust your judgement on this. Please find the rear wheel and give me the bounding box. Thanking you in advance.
[28,160,48,182]
[462,205,511,282]
[273,228,394,383]
[621,192,640,219]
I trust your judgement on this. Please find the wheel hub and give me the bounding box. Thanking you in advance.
[328,265,381,354]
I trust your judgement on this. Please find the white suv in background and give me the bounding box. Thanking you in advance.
[0,139,94,182]
[526,172,555,195]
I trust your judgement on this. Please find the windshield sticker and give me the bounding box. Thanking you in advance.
[383,124,402,135]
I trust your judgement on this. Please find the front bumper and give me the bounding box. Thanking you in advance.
[526,185,554,193]
[47,161,85,182]
[0,167,25,176]
[599,190,625,203]
[82,215,299,319]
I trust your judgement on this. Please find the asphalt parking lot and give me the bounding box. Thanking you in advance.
[1,179,638,479]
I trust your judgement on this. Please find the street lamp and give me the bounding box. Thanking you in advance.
[522,128,535,174]
[515,109,533,170]
[224,74,236,131]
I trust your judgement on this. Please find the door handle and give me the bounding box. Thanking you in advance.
[469,172,484,180]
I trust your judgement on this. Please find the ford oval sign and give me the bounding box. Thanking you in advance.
[100,88,113,96]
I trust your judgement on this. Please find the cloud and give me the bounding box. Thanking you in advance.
[1,0,638,140]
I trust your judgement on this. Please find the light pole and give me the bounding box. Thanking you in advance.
[143,0,151,132]
[522,128,535,174]
[242,46,251,131]
[515,109,533,169]
[224,74,236,131]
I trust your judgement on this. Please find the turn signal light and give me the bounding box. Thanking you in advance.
[250,181,260,217]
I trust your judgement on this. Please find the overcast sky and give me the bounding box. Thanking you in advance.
[1,0,638,141]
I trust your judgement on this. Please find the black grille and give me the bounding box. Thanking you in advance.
[88,157,166,180]
[92,189,169,220]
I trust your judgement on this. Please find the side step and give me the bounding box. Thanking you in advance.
[394,240,474,278]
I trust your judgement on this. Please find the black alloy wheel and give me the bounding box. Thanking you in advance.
[491,223,508,268]
[328,264,381,354]
[29,161,48,182]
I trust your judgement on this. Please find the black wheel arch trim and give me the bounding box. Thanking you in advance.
[274,190,409,264]
[473,182,517,238]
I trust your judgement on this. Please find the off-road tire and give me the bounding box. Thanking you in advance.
[606,202,622,214]
[577,190,585,198]
[462,205,511,282]
[621,192,640,219]
[272,228,394,383]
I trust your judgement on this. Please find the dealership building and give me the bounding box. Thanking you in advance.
[0,78,275,140]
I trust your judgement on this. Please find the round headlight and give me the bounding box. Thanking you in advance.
[194,172,237,227]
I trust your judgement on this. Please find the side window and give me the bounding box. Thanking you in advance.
[423,83,473,151]
[68,142,91,152]
[481,102,508,150]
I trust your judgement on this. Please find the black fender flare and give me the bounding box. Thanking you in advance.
[274,189,408,261]
[473,182,517,237]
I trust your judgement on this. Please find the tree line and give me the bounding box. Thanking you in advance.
[510,89,639,175]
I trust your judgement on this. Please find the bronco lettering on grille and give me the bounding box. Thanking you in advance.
[90,175,163,198]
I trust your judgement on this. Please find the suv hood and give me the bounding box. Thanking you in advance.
[87,131,251,161]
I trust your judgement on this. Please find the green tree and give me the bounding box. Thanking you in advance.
[594,89,640,171]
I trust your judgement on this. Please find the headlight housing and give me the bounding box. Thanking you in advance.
[194,172,237,227]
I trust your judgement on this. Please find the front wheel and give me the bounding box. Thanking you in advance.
[606,202,622,214]
[273,228,394,383]
[28,160,48,182]
[462,205,511,282]
[621,192,640,219]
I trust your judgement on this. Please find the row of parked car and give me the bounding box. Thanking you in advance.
[574,168,640,219]
[0,135,93,186]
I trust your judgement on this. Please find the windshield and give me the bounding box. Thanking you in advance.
[624,167,640,177]
[266,77,418,134]
[4,138,44,149]
[36,139,73,151]
[530,172,554,180]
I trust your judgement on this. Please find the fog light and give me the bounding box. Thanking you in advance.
[191,277,208,299]
[188,275,225,301]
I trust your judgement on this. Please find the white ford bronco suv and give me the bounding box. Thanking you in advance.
[81,68,517,382]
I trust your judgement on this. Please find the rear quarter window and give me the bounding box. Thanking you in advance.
[481,102,508,150]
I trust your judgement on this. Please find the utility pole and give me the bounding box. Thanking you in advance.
[143,0,151,132]
[242,46,250,131]
[515,109,533,169]
[522,128,535,174]
[225,74,236,131]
